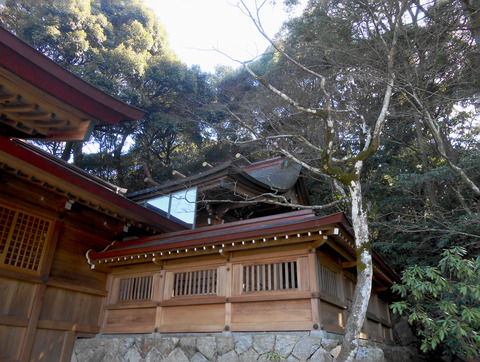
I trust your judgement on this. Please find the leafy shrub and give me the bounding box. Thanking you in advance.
[391,247,480,359]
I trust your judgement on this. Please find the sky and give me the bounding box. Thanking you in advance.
[143,0,299,73]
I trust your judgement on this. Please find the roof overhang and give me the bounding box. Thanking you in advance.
[128,158,306,204]
[86,210,399,287]
[0,136,186,234]
[0,26,145,140]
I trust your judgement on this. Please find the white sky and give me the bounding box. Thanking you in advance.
[143,0,298,73]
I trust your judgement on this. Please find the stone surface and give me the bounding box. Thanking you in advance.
[234,334,252,355]
[355,347,385,361]
[383,346,416,362]
[286,354,299,361]
[124,345,142,362]
[392,316,416,345]
[155,336,179,357]
[165,347,189,362]
[253,334,275,355]
[310,347,334,362]
[309,330,327,339]
[330,345,342,359]
[239,348,260,362]
[144,346,163,361]
[275,334,302,358]
[216,335,235,355]
[106,337,136,360]
[71,332,417,362]
[291,336,321,360]
[180,336,198,358]
[197,336,216,360]
[191,351,209,362]
[321,338,341,351]
[138,334,159,358]
[218,349,239,362]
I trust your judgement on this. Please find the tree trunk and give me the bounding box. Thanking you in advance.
[61,141,73,161]
[72,141,84,166]
[113,134,129,186]
[337,163,373,362]
[414,116,439,210]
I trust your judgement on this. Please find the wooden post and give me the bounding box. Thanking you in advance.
[154,270,165,331]
[20,283,47,362]
[308,245,321,329]
[61,331,76,362]
[224,257,232,329]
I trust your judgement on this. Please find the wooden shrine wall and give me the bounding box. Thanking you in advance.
[0,173,110,362]
[102,243,393,343]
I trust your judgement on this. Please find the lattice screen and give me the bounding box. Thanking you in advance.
[243,261,298,292]
[319,264,341,298]
[0,205,16,253]
[0,204,52,273]
[173,269,217,297]
[118,275,154,301]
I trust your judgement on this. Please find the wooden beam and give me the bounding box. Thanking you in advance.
[18,113,57,121]
[0,103,36,112]
[0,315,29,327]
[228,291,312,303]
[342,261,356,269]
[325,239,355,261]
[310,235,328,249]
[20,283,46,362]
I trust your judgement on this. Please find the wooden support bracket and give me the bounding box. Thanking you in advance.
[310,235,328,249]
[342,261,356,269]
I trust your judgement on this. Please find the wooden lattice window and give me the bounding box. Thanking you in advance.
[0,204,52,274]
[118,275,153,301]
[319,264,341,299]
[173,269,217,297]
[243,261,298,292]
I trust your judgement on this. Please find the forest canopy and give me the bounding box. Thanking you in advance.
[1,0,479,359]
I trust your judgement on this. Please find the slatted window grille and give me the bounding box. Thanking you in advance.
[243,261,298,292]
[118,276,153,301]
[319,264,340,298]
[173,269,217,297]
[0,204,51,273]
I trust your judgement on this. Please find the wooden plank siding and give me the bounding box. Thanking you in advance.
[0,189,111,362]
[101,242,394,339]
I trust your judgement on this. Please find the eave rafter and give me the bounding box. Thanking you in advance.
[87,225,357,269]
[0,69,95,141]
[0,160,160,235]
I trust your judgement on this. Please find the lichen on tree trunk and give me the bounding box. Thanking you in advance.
[337,174,373,362]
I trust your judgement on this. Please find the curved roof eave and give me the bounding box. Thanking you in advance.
[128,160,302,201]
[0,26,145,125]
[0,137,185,233]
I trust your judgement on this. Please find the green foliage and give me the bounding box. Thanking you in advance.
[0,0,220,190]
[391,247,480,359]
[266,351,283,360]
